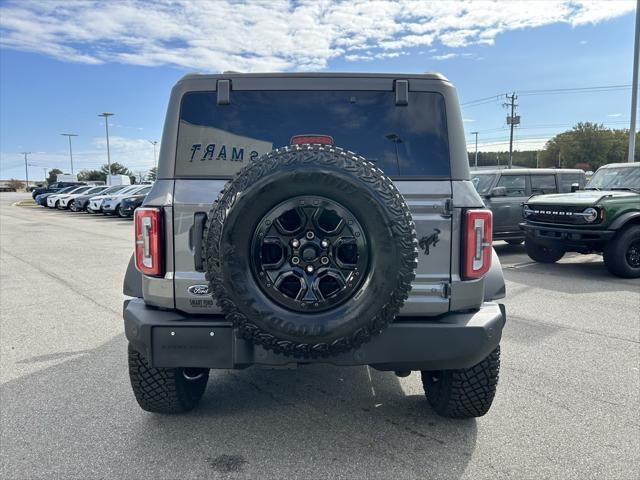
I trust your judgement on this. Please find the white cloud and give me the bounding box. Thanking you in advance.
[432,53,459,60]
[463,118,475,122]
[0,0,634,72]
[607,113,622,117]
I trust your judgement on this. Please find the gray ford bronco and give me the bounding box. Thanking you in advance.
[123,73,506,419]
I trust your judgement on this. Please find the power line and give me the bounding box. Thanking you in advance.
[461,84,632,108]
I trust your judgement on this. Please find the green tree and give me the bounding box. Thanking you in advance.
[539,122,639,170]
[77,169,106,182]
[147,166,157,181]
[46,168,63,185]
[100,162,132,177]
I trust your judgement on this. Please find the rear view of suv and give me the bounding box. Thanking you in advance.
[123,73,506,418]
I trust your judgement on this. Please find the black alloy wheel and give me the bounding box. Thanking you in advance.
[250,195,369,313]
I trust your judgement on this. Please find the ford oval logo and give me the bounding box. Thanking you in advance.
[188,284,210,296]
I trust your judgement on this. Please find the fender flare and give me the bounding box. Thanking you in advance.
[608,211,640,231]
[123,253,143,298]
[484,248,506,301]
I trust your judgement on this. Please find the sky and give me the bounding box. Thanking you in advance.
[0,0,638,180]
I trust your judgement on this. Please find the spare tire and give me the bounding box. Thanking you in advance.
[204,144,418,358]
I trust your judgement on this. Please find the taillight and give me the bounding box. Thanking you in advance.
[135,207,163,276]
[463,209,492,279]
[290,134,334,145]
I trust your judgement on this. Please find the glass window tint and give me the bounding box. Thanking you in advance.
[558,173,583,192]
[176,90,450,178]
[470,173,497,195]
[530,174,557,194]
[497,175,526,196]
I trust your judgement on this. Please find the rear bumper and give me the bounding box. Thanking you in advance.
[520,222,615,247]
[124,298,506,371]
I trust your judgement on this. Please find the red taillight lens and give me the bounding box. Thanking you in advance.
[135,207,163,277]
[290,134,334,145]
[463,209,492,279]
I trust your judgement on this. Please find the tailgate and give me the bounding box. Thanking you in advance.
[172,179,452,316]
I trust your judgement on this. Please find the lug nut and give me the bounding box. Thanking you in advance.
[321,257,329,265]
[321,239,329,248]
[306,265,314,273]
[306,231,315,240]
[292,257,300,265]
[291,239,300,248]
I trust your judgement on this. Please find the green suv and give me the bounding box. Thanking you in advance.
[521,162,640,278]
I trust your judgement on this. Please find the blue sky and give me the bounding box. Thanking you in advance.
[0,0,637,180]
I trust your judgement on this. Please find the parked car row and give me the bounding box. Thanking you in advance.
[471,163,640,278]
[34,183,152,218]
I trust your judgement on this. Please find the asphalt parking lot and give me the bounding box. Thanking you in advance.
[1,191,638,480]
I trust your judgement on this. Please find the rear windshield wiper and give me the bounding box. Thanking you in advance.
[584,187,600,191]
[609,187,640,193]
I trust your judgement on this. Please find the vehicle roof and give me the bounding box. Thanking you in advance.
[597,162,640,169]
[177,72,450,84]
[470,168,584,174]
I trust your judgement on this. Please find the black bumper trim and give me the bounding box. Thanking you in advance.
[520,222,615,244]
[124,298,505,371]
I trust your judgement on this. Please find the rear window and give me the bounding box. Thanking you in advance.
[176,90,450,178]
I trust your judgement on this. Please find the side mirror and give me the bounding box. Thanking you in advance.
[489,186,507,197]
[570,183,580,192]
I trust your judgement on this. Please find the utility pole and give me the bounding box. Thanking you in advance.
[98,112,114,183]
[628,0,640,162]
[536,150,540,169]
[42,168,47,182]
[61,133,78,174]
[149,140,158,170]
[471,131,479,167]
[21,152,31,189]
[504,92,519,169]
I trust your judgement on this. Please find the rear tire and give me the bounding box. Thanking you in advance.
[421,346,500,419]
[603,225,640,278]
[127,345,209,413]
[116,205,124,218]
[525,238,564,263]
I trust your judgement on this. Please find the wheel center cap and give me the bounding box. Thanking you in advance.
[302,245,317,262]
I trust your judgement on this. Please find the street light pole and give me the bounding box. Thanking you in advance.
[98,112,114,183]
[149,140,158,171]
[628,0,640,162]
[471,131,479,167]
[21,152,31,189]
[61,133,78,174]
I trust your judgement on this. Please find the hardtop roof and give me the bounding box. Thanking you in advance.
[470,168,584,175]
[177,71,450,84]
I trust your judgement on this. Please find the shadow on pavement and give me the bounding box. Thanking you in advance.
[504,258,639,294]
[1,334,478,480]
